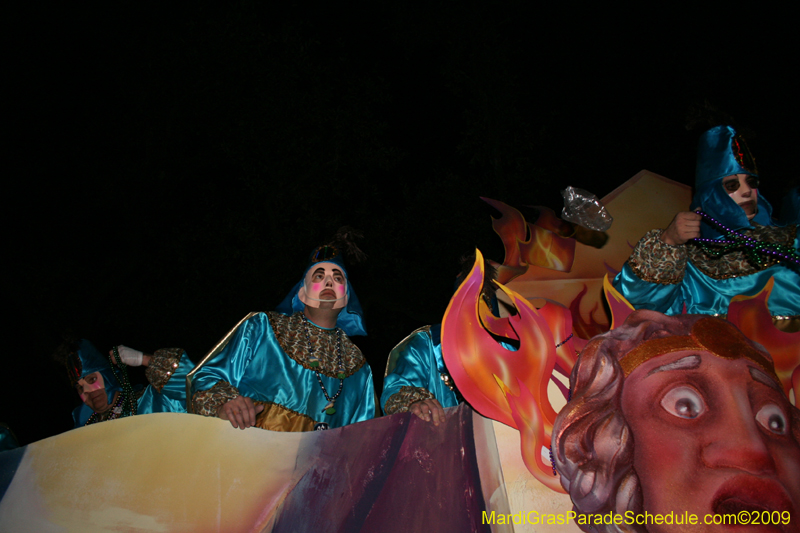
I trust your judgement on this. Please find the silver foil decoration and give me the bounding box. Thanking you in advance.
[560,186,613,232]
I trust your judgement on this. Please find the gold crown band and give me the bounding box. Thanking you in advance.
[620,317,776,380]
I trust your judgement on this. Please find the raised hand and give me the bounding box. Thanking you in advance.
[661,211,702,246]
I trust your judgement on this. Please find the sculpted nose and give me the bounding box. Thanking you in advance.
[701,411,776,475]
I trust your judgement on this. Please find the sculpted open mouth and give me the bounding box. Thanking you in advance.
[712,477,796,531]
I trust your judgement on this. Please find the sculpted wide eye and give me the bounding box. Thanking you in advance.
[660,386,706,419]
[755,404,787,435]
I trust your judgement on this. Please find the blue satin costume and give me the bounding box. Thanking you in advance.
[381,325,459,414]
[71,340,192,427]
[613,126,799,318]
[191,248,375,431]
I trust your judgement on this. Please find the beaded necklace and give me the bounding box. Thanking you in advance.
[84,390,125,425]
[85,346,138,426]
[302,314,346,416]
[691,210,800,271]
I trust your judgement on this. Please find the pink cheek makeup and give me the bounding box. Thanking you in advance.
[78,380,104,401]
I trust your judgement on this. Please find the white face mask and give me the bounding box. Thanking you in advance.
[722,174,759,220]
[298,262,348,309]
[76,371,109,411]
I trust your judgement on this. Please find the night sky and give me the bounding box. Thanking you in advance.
[6,3,798,444]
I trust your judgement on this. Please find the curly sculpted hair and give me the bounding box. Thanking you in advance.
[551,310,798,533]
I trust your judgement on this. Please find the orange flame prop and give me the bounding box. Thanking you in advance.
[727,278,800,404]
[568,284,610,339]
[442,249,573,492]
[482,197,577,284]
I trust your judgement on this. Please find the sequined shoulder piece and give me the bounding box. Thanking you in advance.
[267,312,365,378]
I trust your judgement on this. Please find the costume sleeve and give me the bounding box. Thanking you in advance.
[347,364,377,425]
[381,331,437,414]
[612,229,687,313]
[384,386,435,415]
[133,348,195,414]
[145,348,192,393]
[190,315,266,416]
[192,382,240,417]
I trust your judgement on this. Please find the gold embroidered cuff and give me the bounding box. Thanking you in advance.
[192,381,240,417]
[145,348,184,392]
[384,386,435,414]
[627,230,687,285]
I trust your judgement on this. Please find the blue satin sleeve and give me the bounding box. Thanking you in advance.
[137,352,194,415]
[190,315,265,396]
[346,365,376,425]
[613,264,683,314]
[613,230,800,316]
[192,313,375,428]
[137,388,186,415]
[381,326,459,412]
[676,260,800,316]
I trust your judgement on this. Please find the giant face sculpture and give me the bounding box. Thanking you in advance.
[552,310,800,532]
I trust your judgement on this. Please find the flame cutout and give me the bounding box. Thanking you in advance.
[482,197,577,284]
[477,287,521,344]
[442,249,572,492]
[482,197,527,284]
[603,274,635,330]
[536,298,581,378]
[727,278,800,404]
[568,285,609,340]
[528,223,575,272]
[506,378,566,493]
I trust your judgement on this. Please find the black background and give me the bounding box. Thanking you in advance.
[5,2,798,444]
